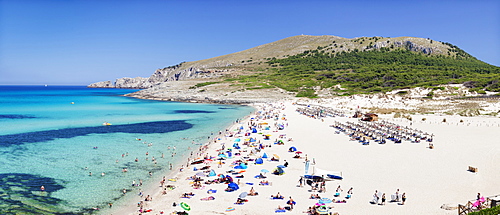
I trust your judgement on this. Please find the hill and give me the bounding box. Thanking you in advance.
[88,35,500,101]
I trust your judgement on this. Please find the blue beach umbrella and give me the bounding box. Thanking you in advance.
[261,169,269,173]
[262,153,268,158]
[319,198,332,204]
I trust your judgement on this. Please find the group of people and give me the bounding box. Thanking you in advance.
[373,189,406,205]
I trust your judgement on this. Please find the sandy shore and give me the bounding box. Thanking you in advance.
[102,100,500,215]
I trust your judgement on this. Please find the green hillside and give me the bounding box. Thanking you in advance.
[225,44,500,97]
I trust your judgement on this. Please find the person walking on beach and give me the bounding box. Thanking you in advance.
[374,190,379,204]
[401,193,406,205]
[381,193,386,205]
[298,176,303,187]
[395,188,400,201]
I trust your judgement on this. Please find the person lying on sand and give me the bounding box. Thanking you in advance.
[259,180,270,186]
[310,194,321,199]
[271,192,284,199]
[235,198,247,204]
[200,196,215,201]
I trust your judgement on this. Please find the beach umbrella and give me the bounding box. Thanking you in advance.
[255,157,264,165]
[235,138,241,142]
[295,151,303,154]
[218,154,227,158]
[319,198,332,204]
[180,202,191,211]
[262,153,268,158]
[289,146,297,152]
[261,169,269,173]
[273,154,280,159]
[239,192,248,199]
[226,207,235,212]
[277,165,286,169]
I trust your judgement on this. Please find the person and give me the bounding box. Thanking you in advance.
[287,196,296,209]
[381,193,386,205]
[477,193,481,200]
[395,189,400,201]
[346,187,353,199]
[298,176,303,187]
[284,160,288,167]
[401,193,406,205]
[271,192,283,199]
[249,187,258,196]
[374,190,379,203]
[40,186,45,191]
[336,185,343,193]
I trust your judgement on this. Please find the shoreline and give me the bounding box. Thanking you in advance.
[99,106,259,215]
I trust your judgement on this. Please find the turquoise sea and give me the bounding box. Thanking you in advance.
[0,85,253,214]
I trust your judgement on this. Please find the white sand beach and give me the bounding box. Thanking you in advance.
[103,99,500,215]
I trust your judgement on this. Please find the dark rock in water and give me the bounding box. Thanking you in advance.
[0,173,69,214]
[173,110,216,114]
[0,120,193,147]
[0,114,36,119]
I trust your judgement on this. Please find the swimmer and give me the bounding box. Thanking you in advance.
[40,185,45,191]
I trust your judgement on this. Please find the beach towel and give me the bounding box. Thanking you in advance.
[275,209,286,213]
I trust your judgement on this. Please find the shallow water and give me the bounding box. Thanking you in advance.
[0,86,253,214]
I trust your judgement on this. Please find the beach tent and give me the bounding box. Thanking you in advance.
[273,166,285,175]
[209,170,216,177]
[289,146,297,152]
[227,182,239,191]
[255,157,264,165]
[262,153,268,158]
[252,128,258,133]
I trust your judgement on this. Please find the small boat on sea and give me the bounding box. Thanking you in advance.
[103,122,112,126]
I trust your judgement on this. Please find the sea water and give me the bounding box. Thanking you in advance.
[0,85,253,214]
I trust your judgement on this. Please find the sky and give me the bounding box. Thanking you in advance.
[1,0,499,85]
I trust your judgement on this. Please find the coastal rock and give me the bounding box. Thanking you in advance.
[88,81,114,88]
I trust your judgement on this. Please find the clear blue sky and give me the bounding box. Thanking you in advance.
[1,0,498,85]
